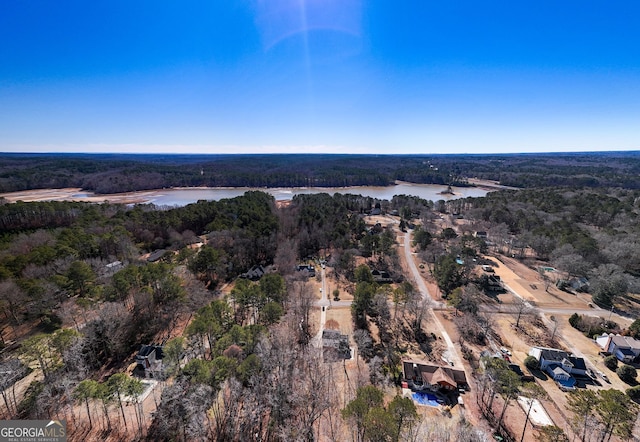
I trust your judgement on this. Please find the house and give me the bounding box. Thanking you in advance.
[147,249,167,263]
[296,264,316,277]
[105,261,124,273]
[368,223,383,235]
[322,330,351,362]
[136,345,157,369]
[477,274,504,294]
[529,347,586,390]
[529,347,587,376]
[548,366,576,391]
[135,344,163,378]
[568,277,589,292]
[371,269,392,283]
[402,360,468,392]
[597,334,640,363]
[369,207,382,216]
[240,265,266,280]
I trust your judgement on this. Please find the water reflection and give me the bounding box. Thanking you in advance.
[146,183,489,206]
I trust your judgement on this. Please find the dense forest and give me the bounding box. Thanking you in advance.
[2,170,640,440]
[2,152,640,194]
[0,190,445,441]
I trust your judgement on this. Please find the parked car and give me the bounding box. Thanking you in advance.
[598,371,610,382]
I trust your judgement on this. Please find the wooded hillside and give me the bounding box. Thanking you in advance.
[2,152,640,193]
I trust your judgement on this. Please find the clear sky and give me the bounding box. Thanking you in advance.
[1,0,639,154]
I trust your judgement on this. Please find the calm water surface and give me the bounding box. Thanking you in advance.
[147,183,489,206]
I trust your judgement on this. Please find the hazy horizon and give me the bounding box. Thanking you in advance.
[2,149,640,156]
[2,1,639,154]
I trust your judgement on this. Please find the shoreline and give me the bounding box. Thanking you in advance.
[466,178,518,191]
[0,181,502,205]
[0,187,158,205]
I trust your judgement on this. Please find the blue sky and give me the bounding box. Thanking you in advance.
[1,0,639,154]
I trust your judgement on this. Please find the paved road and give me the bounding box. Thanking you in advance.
[476,303,610,317]
[402,229,463,367]
[312,266,329,348]
[313,300,352,308]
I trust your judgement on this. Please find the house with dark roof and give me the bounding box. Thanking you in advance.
[371,269,392,283]
[368,223,384,235]
[529,346,586,390]
[322,330,351,362]
[402,360,468,392]
[147,249,167,263]
[296,264,316,277]
[529,346,587,376]
[135,344,163,378]
[240,265,266,280]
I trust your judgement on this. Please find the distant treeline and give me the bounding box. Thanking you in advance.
[1,151,640,193]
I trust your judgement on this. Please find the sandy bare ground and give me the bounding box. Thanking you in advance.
[0,188,160,204]
[479,253,640,441]
[466,178,519,191]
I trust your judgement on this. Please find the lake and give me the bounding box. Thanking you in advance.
[0,183,493,206]
[145,183,490,206]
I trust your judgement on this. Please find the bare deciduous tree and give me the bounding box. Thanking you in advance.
[0,280,26,325]
[512,298,532,329]
[0,359,29,418]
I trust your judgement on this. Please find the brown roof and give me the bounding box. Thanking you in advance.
[428,367,456,388]
[403,360,468,388]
